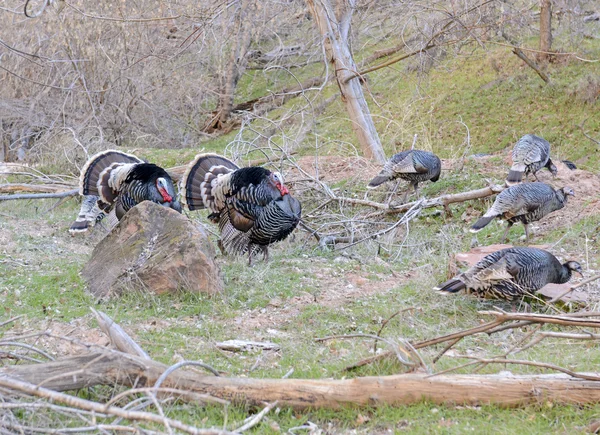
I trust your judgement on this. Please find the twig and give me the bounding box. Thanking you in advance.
[0,375,237,435]
[548,273,600,303]
[373,308,415,354]
[453,355,600,382]
[579,118,600,147]
[316,333,416,367]
[234,401,278,432]
[0,316,23,328]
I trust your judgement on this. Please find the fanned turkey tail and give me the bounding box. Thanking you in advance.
[181,153,239,211]
[79,150,143,208]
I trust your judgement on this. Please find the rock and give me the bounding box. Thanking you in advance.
[82,201,223,298]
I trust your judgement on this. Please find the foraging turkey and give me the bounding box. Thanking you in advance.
[434,247,582,300]
[181,153,301,264]
[78,150,181,223]
[470,182,574,242]
[368,150,441,197]
[506,134,557,185]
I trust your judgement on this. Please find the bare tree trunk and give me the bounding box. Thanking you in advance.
[213,0,253,130]
[539,0,552,62]
[306,0,386,164]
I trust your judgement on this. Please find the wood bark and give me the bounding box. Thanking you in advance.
[4,350,600,409]
[306,0,386,164]
[501,32,549,83]
[208,0,253,132]
[539,0,552,62]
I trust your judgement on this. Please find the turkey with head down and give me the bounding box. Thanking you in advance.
[434,247,582,301]
[181,153,301,265]
[368,149,441,199]
[506,134,557,186]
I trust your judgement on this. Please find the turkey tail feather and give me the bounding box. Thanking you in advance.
[79,150,142,197]
[181,153,239,211]
[368,174,390,188]
[470,216,495,233]
[434,278,466,293]
[506,164,526,186]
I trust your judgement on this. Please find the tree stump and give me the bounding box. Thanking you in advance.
[82,201,223,298]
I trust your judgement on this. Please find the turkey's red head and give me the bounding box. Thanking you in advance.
[271,172,289,196]
[156,177,173,203]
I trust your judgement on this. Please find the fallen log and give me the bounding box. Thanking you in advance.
[3,350,600,409]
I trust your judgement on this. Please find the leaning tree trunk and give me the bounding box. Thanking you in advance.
[539,0,552,62]
[306,0,386,164]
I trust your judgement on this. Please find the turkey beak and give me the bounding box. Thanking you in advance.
[575,266,584,277]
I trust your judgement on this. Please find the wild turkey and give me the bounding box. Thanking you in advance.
[69,194,118,235]
[506,134,557,185]
[434,247,582,300]
[181,153,301,264]
[562,160,577,170]
[78,150,181,223]
[368,150,441,198]
[470,182,574,242]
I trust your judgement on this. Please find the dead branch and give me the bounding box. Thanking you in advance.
[4,350,600,408]
[235,401,278,432]
[449,356,600,382]
[501,32,550,83]
[549,273,600,303]
[0,375,235,435]
[579,118,600,147]
[0,188,78,201]
[91,308,151,360]
[0,183,74,194]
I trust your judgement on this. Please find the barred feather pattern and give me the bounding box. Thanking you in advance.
[218,195,301,256]
[79,150,181,220]
[69,195,105,234]
[470,183,573,233]
[182,153,300,260]
[368,150,441,189]
[506,134,556,185]
[434,247,581,300]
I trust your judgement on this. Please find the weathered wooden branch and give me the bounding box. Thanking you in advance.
[0,374,235,435]
[3,350,600,408]
[91,308,150,360]
[0,188,78,201]
[501,32,549,83]
[334,184,505,215]
[0,183,74,194]
[345,310,600,371]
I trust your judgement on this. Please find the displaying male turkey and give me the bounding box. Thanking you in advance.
[470,182,574,242]
[78,150,181,223]
[181,153,301,264]
[434,247,582,300]
[368,150,441,198]
[506,134,557,185]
